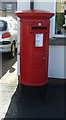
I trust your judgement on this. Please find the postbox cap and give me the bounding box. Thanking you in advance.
[16,9,54,19]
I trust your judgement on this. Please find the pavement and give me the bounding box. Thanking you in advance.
[0,62,18,120]
[0,61,65,119]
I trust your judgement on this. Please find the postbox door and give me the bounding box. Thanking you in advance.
[29,24,49,84]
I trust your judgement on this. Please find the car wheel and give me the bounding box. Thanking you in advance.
[11,42,16,58]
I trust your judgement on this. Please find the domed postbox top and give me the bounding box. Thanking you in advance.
[16,9,54,19]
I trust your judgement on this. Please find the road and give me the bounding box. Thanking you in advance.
[0,53,17,79]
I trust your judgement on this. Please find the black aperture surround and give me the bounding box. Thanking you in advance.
[32,27,47,30]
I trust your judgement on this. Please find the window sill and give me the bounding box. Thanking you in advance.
[50,37,66,46]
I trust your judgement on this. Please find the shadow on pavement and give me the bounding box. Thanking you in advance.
[4,79,65,119]
[0,52,17,78]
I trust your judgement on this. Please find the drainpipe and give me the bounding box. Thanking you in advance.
[30,0,34,10]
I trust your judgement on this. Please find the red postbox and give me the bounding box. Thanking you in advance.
[16,10,54,86]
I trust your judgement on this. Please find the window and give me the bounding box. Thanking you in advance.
[6,4,12,13]
[0,20,7,31]
[55,0,66,35]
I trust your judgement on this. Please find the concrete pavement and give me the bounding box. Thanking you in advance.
[0,62,18,119]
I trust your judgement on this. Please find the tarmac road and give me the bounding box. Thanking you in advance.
[0,53,17,79]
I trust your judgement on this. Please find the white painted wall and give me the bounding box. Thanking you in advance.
[48,45,65,78]
[17,0,30,11]
[17,0,65,79]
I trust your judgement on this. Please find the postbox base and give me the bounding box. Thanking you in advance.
[19,79,48,86]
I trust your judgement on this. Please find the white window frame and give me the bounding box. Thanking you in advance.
[53,0,66,38]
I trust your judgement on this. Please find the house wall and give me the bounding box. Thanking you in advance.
[17,0,65,79]
[48,45,65,78]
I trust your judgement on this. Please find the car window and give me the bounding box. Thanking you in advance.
[0,20,7,31]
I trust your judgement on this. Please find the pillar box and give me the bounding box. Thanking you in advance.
[16,10,54,86]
